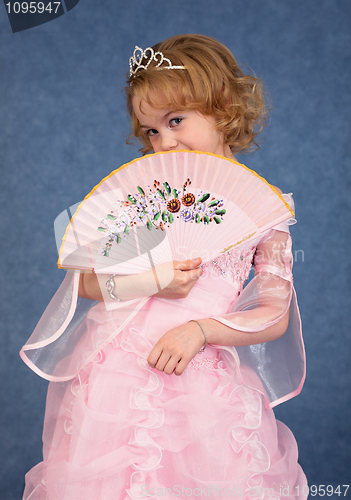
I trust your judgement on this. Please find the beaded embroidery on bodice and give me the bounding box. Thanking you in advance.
[200,244,256,291]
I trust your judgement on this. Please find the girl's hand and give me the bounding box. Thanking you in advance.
[153,257,203,299]
[78,257,203,302]
[147,321,205,375]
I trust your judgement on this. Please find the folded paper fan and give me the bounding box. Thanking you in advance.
[58,151,293,275]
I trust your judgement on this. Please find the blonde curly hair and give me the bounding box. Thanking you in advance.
[126,34,268,155]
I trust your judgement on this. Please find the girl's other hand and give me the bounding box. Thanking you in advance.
[154,257,203,300]
[147,321,205,375]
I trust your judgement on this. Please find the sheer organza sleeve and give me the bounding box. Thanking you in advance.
[213,194,306,408]
[20,271,150,381]
[213,228,293,332]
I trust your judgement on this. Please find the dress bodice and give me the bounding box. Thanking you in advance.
[200,243,256,291]
[149,242,257,324]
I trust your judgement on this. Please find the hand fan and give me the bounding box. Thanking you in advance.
[58,151,293,275]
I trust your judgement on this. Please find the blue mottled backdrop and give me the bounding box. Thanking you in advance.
[0,0,350,498]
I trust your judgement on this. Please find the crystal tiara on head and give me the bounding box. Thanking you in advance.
[129,46,185,77]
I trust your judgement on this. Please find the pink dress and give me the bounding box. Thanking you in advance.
[21,195,307,500]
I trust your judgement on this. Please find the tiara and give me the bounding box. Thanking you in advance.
[129,46,185,77]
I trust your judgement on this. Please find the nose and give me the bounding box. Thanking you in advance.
[160,132,178,152]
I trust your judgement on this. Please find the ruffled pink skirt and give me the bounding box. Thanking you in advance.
[23,301,307,500]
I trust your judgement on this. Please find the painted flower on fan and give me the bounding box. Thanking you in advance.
[136,211,146,222]
[167,199,181,213]
[148,204,159,217]
[150,191,162,202]
[115,214,130,228]
[180,208,194,222]
[194,202,206,213]
[206,206,217,217]
[108,226,119,238]
[136,198,147,209]
[181,193,195,207]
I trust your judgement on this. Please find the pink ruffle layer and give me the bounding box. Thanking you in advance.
[23,313,307,500]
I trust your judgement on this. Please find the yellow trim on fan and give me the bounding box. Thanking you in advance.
[220,232,257,254]
[57,150,294,269]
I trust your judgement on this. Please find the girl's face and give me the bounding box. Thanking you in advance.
[132,96,233,159]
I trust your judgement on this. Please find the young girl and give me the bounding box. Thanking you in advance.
[21,34,307,499]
